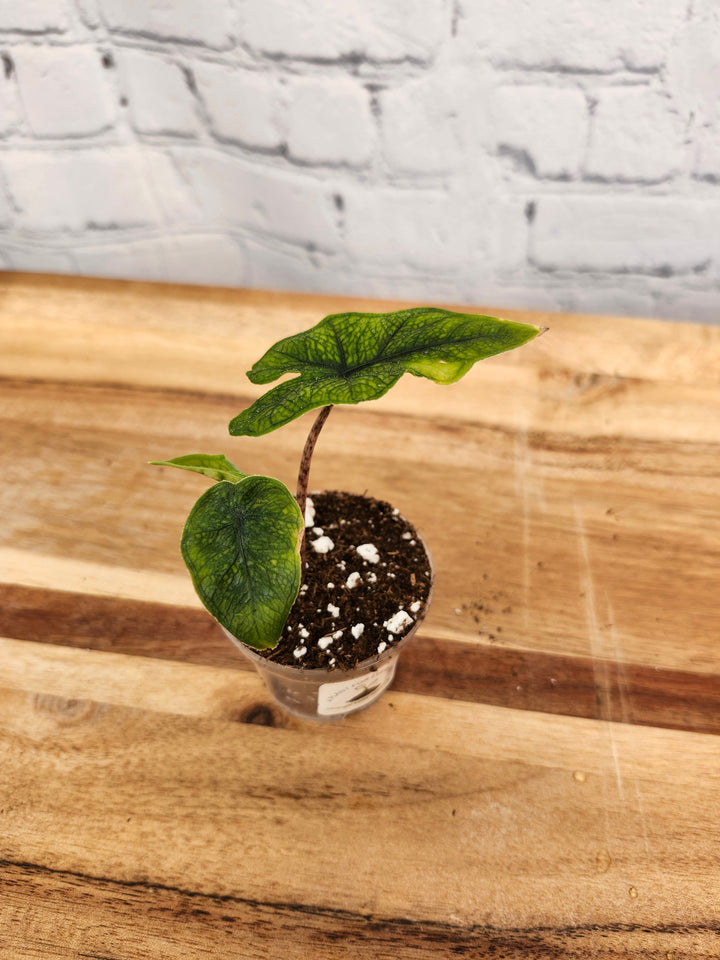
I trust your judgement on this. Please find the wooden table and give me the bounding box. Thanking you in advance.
[1,273,719,958]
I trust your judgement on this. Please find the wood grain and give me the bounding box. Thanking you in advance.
[2,272,720,958]
[3,376,720,677]
[5,860,720,959]
[2,583,720,736]
[2,638,720,957]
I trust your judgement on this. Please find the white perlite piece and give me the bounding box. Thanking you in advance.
[345,571,362,589]
[333,629,344,639]
[410,601,422,613]
[377,641,387,654]
[401,531,412,540]
[351,623,365,639]
[385,610,414,635]
[312,526,324,536]
[311,535,334,554]
[356,543,379,564]
[293,645,307,659]
[304,497,315,528]
[299,627,310,639]
[318,635,333,650]
[327,603,340,618]
[367,572,378,584]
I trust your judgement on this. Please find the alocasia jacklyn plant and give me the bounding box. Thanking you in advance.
[153,306,544,652]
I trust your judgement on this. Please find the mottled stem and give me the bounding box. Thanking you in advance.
[297,405,333,566]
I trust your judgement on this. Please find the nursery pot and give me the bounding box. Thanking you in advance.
[222,617,428,721]
[222,491,434,721]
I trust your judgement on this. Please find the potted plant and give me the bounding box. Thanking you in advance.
[153,306,544,720]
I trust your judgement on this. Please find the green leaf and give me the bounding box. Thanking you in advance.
[229,307,544,436]
[181,476,304,650]
[151,454,248,483]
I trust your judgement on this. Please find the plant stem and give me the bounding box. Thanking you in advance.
[297,404,333,567]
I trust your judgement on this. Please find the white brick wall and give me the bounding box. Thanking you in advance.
[13,44,115,137]
[237,0,445,61]
[586,88,685,182]
[285,77,374,167]
[194,64,283,150]
[0,0,719,324]
[531,196,719,274]
[0,0,72,34]
[118,48,199,137]
[97,0,235,49]
[492,86,589,179]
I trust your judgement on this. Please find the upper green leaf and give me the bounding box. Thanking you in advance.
[180,476,304,650]
[151,454,248,483]
[229,307,544,436]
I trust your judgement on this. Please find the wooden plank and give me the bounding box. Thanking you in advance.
[3,273,720,446]
[2,377,719,677]
[4,860,720,959]
[1,639,719,956]
[2,586,720,736]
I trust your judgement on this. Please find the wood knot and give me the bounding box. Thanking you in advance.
[32,693,97,725]
[237,703,278,727]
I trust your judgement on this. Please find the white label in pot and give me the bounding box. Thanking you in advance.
[317,661,396,717]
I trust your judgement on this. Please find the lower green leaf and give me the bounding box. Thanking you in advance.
[181,476,304,650]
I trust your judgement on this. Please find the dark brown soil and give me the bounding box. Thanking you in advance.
[258,490,433,671]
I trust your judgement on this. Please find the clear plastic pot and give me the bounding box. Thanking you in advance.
[221,526,433,722]
[223,619,428,721]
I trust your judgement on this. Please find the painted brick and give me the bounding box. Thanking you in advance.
[652,287,720,325]
[72,234,247,285]
[0,180,12,226]
[2,147,194,231]
[138,149,199,224]
[666,1,720,127]
[155,234,246,285]
[493,86,588,179]
[194,64,282,150]
[487,198,531,274]
[285,77,373,166]
[586,88,685,182]
[4,245,75,272]
[0,0,72,33]
[13,45,115,138]
[470,0,686,72]
[98,0,235,49]
[0,66,21,136]
[118,49,199,137]
[380,63,495,175]
[245,239,340,294]
[238,0,444,61]
[75,0,101,29]
[343,184,476,272]
[381,72,459,176]
[565,285,654,319]
[173,149,340,251]
[531,196,717,274]
[346,273,473,304]
[694,124,720,181]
